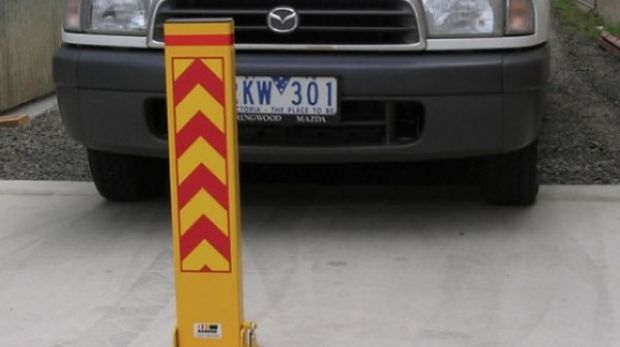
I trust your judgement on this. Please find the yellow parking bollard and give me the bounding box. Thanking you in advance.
[164,19,257,347]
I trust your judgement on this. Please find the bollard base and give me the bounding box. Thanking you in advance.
[172,323,257,347]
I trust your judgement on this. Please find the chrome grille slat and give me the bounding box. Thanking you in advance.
[296,26,415,32]
[299,9,412,15]
[149,0,424,50]
[157,9,269,15]
[158,9,413,16]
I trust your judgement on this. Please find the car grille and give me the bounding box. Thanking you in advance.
[239,100,424,146]
[150,0,422,49]
[146,99,424,147]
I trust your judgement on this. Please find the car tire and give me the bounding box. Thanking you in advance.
[480,140,539,206]
[87,149,168,202]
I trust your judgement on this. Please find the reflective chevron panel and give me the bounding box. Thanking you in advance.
[173,57,232,273]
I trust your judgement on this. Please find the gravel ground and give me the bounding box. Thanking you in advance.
[539,14,620,184]
[0,107,90,181]
[0,12,619,184]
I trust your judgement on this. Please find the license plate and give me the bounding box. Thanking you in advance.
[236,76,338,125]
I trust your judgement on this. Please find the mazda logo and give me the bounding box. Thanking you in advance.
[267,7,299,33]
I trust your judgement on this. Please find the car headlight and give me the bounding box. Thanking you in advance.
[422,0,504,37]
[64,0,150,35]
[421,0,535,38]
[89,0,149,34]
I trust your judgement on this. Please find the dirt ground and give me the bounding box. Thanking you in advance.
[0,11,619,184]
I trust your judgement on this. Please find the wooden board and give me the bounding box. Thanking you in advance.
[0,114,31,128]
[598,31,620,60]
[575,0,596,10]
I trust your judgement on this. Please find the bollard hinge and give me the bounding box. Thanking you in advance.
[241,321,259,347]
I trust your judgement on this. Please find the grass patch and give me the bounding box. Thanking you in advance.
[552,0,620,37]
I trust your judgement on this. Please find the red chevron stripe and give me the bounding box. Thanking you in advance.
[165,34,234,47]
[180,215,231,262]
[178,164,229,209]
[173,59,225,106]
[176,112,226,158]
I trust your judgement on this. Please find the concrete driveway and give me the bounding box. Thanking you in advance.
[1,181,619,347]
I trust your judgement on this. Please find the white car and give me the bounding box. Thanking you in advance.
[54,0,550,205]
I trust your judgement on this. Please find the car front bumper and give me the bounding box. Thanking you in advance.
[54,44,549,163]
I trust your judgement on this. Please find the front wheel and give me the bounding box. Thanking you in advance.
[87,149,167,202]
[480,140,539,206]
